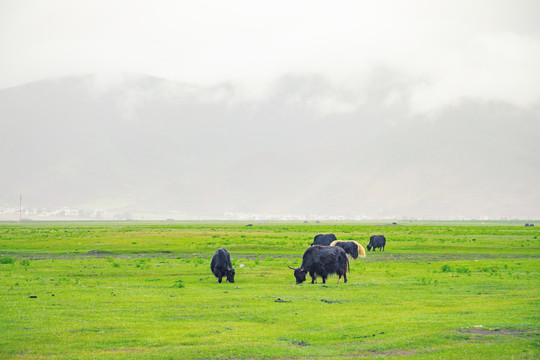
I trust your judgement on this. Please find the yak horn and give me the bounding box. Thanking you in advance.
[288,266,296,270]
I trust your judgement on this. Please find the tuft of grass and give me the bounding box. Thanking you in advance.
[418,275,438,285]
[441,264,453,272]
[479,265,499,274]
[172,279,184,288]
[455,265,471,275]
[0,256,16,264]
[19,258,30,267]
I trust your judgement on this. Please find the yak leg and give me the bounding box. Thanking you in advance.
[218,277,222,283]
[322,277,327,284]
[344,272,347,283]
[337,275,341,284]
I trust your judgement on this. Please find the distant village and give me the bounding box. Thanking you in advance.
[0,206,371,221]
[0,206,113,221]
[0,206,525,222]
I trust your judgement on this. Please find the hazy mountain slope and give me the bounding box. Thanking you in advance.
[1,74,539,218]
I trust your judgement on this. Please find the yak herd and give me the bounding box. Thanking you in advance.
[211,233,387,285]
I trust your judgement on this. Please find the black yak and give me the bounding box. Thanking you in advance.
[329,240,366,259]
[289,245,349,284]
[210,248,235,283]
[367,235,386,251]
[311,233,337,246]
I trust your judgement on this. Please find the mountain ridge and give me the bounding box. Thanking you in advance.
[1,73,539,219]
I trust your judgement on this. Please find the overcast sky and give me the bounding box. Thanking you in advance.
[1,0,540,114]
[1,1,540,219]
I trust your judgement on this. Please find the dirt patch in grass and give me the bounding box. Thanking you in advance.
[366,349,417,357]
[4,250,539,265]
[363,253,539,263]
[85,250,112,256]
[278,338,310,346]
[458,328,538,336]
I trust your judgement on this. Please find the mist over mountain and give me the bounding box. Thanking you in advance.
[1,73,539,219]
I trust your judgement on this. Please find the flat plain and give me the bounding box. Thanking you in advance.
[0,221,539,359]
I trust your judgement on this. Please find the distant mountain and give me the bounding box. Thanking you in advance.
[1,73,539,219]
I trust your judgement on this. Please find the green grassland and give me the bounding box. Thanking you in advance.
[0,222,539,359]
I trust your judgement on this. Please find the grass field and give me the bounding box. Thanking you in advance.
[1,221,539,359]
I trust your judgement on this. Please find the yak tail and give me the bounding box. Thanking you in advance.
[357,243,366,258]
[346,258,350,273]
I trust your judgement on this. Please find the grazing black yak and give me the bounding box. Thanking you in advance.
[210,248,235,283]
[311,233,337,246]
[289,245,349,284]
[329,240,366,259]
[367,235,386,251]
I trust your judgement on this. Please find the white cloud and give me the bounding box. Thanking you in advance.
[1,0,539,114]
[408,32,540,113]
